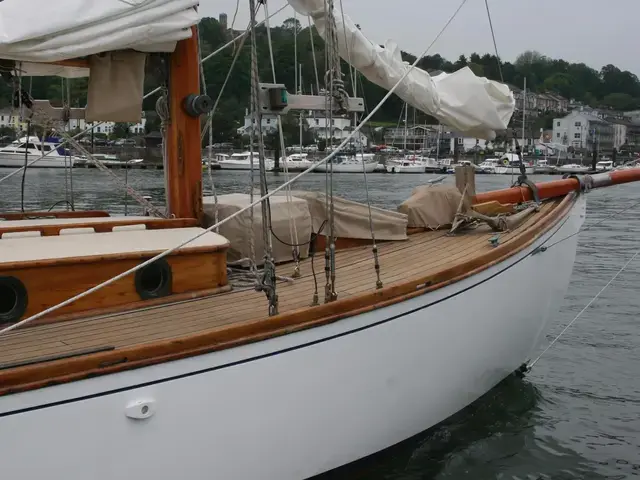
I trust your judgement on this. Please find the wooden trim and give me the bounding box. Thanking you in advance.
[0,218,198,238]
[164,27,204,223]
[0,193,578,396]
[0,210,110,221]
[0,241,229,271]
[26,285,233,328]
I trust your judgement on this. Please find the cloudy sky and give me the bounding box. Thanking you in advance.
[200,0,639,75]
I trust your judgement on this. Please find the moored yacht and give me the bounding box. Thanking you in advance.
[0,136,75,168]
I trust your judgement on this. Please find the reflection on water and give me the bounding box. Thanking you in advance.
[1,168,640,479]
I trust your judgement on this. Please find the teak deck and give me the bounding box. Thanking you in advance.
[0,197,571,395]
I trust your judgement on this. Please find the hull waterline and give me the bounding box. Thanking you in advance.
[0,196,586,480]
[0,154,74,168]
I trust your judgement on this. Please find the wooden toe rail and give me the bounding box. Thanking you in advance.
[0,194,578,396]
[0,218,198,239]
[0,210,110,221]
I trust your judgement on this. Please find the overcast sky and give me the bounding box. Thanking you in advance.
[200,0,639,76]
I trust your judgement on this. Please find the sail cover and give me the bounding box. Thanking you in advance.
[0,0,199,77]
[288,0,514,140]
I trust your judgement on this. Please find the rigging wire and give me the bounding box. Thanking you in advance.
[263,0,302,276]
[527,248,640,370]
[197,24,218,230]
[539,196,640,252]
[483,0,504,83]
[308,16,321,94]
[335,1,383,289]
[0,3,290,186]
[249,0,279,315]
[0,0,471,336]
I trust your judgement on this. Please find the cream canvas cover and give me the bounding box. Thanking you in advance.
[203,194,313,265]
[0,0,199,77]
[285,191,408,241]
[397,185,466,229]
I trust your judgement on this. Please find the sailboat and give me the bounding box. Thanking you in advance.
[0,2,639,480]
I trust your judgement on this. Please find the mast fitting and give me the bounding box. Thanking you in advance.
[182,93,212,117]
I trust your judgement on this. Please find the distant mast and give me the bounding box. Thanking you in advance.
[522,77,526,151]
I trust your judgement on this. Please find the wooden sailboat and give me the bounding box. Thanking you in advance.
[1,2,640,480]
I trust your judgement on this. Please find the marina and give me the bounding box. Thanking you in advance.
[0,0,639,479]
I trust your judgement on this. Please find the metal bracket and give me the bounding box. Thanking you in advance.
[32,100,85,120]
[257,83,364,115]
[562,173,593,193]
[514,176,541,205]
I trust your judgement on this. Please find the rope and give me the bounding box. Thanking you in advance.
[0,6,289,186]
[197,24,220,232]
[250,0,278,316]
[324,0,343,302]
[0,0,469,336]
[338,0,356,92]
[527,248,639,370]
[264,0,301,276]
[227,259,294,289]
[64,77,75,211]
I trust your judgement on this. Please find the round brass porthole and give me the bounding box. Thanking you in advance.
[134,259,172,300]
[0,276,28,324]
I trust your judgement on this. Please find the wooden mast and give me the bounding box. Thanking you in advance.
[165,26,204,223]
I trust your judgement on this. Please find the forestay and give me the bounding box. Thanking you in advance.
[287,0,515,139]
[0,0,199,77]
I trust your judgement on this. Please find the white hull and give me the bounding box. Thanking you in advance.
[494,166,534,175]
[557,166,590,175]
[386,164,425,173]
[282,161,316,172]
[218,160,275,172]
[0,154,74,168]
[314,161,378,173]
[0,196,586,480]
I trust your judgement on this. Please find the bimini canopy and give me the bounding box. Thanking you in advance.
[0,0,200,77]
[288,0,515,140]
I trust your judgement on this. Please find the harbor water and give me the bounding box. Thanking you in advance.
[2,167,639,479]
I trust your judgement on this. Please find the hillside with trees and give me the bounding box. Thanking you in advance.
[1,16,640,141]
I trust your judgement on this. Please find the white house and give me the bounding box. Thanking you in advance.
[552,110,614,151]
[238,111,278,135]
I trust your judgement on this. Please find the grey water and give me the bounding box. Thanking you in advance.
[2,167,640,479]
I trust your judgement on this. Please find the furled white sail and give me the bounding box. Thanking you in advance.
[0,0,199,77]
[287,0,514,140]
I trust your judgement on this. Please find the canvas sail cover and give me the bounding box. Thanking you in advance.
[0,0,199,76]
[287,0,514,140]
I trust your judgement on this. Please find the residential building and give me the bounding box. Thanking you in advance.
[552,110,614,152]
[383,125,433,150]
[0,108,29,132]
[238,112,278,135]
[605,118,640,150]
[510,86,568,114]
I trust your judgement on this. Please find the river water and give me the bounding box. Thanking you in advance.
[2,167,640,479]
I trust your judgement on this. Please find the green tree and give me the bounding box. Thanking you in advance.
[113,122,132,138]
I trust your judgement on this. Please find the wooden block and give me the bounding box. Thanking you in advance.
[472,201,516,216]
[0,228,229,325]
[455,165,476,202]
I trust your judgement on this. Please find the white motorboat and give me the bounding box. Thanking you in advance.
[0,136,76,168]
